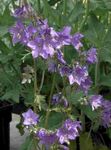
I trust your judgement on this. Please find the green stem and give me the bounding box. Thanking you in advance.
[95,49,100,93]
[79,0,89,31]
[44,75,56,129]
[63,0,67,16]
[33,59,38,111]
[11,0,16,9]
[33,59,38,95]
[38,70,45,94]
[81,110,85,132]
[37,0,41,13]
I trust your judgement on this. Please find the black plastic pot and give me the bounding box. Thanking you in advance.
[0,101,13,150]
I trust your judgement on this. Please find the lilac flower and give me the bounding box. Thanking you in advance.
[89,95,103,110]
[59,145,69,150]
[25,24,37,40]
[80,77,92,94]
[52,93,69,107]
[13,5,30,18]
[27,20,56,59]
[71,33,84,51]
[56,119,81,144]
[62,97,69,108]
[68,64,88,86]
[48,60,57,72]
[86,48,97,64]
[59,65,72,77]
[37,129,57,146]
[22,109,39,126]
[57,50,66,64]
[55,26,71,49]
[27,37,42,58]
[52,93,62,105]
[9,20,26,44]
[101,100,111,127]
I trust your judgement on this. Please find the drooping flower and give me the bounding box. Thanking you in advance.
[59,65,72,77]
[13,5,31,18]
[52,93,62,105]
[71,33,84,51]
[68,64,88,86]
[25,24,37,41]
[27,37,42,58]
[56,119,81,144]
[57,50,66,64]
[9,20,26,44]
[21,73,32,84]
[52,93,69,107]
[37,129,57,146]
[101,100,111,127]
[86,48,97,64]
[89,95,103,110]
[21,65,34,84]
[22,109,39,126]
[55,26,71,49]
[47,60,57,73]
[80,77,92,94]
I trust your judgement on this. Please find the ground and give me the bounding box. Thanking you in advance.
[10,114,28,150]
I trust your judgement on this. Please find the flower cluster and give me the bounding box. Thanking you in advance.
[101,100,111,127]
[9,5,98,95]
[56,119,82,144]
[89,95,103,111]
[89,94,111,127]
[9,5,102,149]
[22,109,81,148]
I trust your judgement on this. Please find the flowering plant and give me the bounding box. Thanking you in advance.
[7,0,111,150]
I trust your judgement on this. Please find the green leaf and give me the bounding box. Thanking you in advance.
[19,136,36,150]
[0,26,9,37]
[81,105,100,121]
[100,74,111,87]
[90,0,111,11]
[0,5,14,26]
[40,111,65,130]
[0,40,10,54]
[84,14,104,46]
[66,90,84,105]
[2,88,20,103]
[100,28,111,63]
[68,2,84,23]
[80,133,94,150]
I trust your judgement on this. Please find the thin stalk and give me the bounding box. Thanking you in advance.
[44,75,56,129]
[33,59,38,95]
[11,0,16,9]
[37,0,41,13]
[95,49,100,93]
[33,139,38,150]
[81,110,85,132]
[63,0,67,16]
[38,70,45,93]
[33,58,38,111]
[79,0,89,31]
